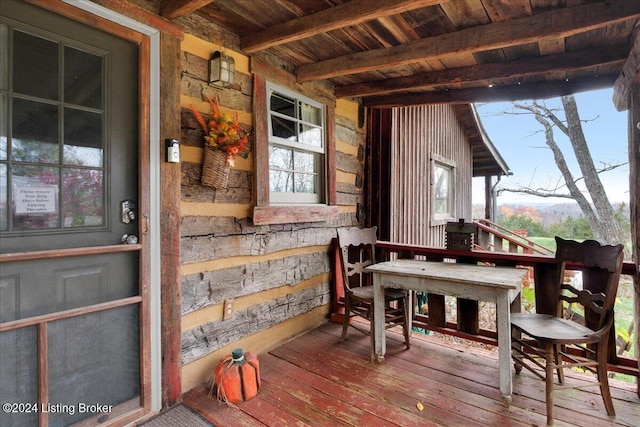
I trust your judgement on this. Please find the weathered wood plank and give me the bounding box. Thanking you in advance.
[181,250,330,314]
[180,226,336,264]
[160,0,215,20]
[364,74,618,107]
[241,0,444,53]
[181,163,252,204]
[181,283,331,363]
[183,322,639,427]
[298,0,640,81]
[159,31,183,407]
[336,46,628,98]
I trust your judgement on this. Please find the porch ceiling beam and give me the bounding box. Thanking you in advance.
[363,75,618,108]
[336,46,628,98]
[613,27,640,111]
[160,0,216,20]
[297,0,640,82]
[241,0,443,54]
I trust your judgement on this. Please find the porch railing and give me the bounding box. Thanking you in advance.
[330,240,638,381]
[474,218,555,256]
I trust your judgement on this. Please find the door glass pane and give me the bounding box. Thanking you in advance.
[64,108,103,167]
[0,327,38,427]
[12,98,59,164]
[1,94,6,160]
[0,24,7,91]
[48,305,140,426]
[13,30,59,100]
[64,46,102,108]
[11,165,59,230]
[0,164,6,230]
[62,168,103,227]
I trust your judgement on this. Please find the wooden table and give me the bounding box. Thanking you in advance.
[367,259,528,405]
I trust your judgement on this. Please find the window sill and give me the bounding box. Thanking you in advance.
[253,205,339,225]
[430,216,456,227]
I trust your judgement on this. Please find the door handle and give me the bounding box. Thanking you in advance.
[143,213,149,236]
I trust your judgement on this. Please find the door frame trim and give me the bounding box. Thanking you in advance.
[60,0,163,414]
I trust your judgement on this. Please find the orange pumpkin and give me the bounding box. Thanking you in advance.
[213,348,260,404]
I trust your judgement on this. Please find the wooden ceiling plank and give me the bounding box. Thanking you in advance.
[160,0,216,20]
[337,46,628,98]
[241,0,444,53]
[297,0,640,82]
[363,75,618,108]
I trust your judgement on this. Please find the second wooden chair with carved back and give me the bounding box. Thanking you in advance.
[337,226,411,361]
[510,236,624,425]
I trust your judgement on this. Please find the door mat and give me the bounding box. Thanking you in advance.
[141,404,216,427]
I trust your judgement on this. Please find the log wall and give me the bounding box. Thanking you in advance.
[177,31,364,391]
[389,105,473,247]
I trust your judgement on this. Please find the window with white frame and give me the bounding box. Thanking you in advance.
[431,154,456,222]
[267,82,326,204]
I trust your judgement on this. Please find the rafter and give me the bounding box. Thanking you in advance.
[613,26,640,111]
[241,0,442,54]
[336,46,628,98]
[362,75,618,108]
[160,0,216,20]
[298,0,640,82]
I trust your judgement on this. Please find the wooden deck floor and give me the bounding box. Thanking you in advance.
[182,322,639,427]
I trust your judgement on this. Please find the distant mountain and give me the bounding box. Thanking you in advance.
[473,202,629,226]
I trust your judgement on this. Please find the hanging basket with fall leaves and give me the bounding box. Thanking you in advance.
[190,94,248,189]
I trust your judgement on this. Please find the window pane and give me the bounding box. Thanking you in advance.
[0,164,6,231]
[270,92,295,118]
[299,102,321,125]
[12,98,59,164]
[299,124,322,148]
[434,165,450,215]
[0,94,6,160]
[62,168,103,227]
[295,173,316,194]
[269,146,292,169]
[271,115,296,141]
[65,46,102,108]
[270,170,293,192]
[13,30,59,100]
[0,24,7,91]
[294,151,315,173]
[64,108,103,167]
[11,165,60,230]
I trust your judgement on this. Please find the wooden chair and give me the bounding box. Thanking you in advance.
[337,227,411,361]
[510,236,624,425]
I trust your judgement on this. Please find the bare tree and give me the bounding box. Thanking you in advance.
[505,95,627,248]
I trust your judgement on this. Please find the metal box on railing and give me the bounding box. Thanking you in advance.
[445,219,478,251]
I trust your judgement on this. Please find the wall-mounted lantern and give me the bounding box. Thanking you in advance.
[209,51,235,88]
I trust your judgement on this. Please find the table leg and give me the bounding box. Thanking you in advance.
[372,273,386,363]
[496,289,512,406]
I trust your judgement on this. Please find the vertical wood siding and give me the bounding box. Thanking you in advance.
[390,105,473,248]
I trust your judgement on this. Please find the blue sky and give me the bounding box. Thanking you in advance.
[473,88,630,206]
